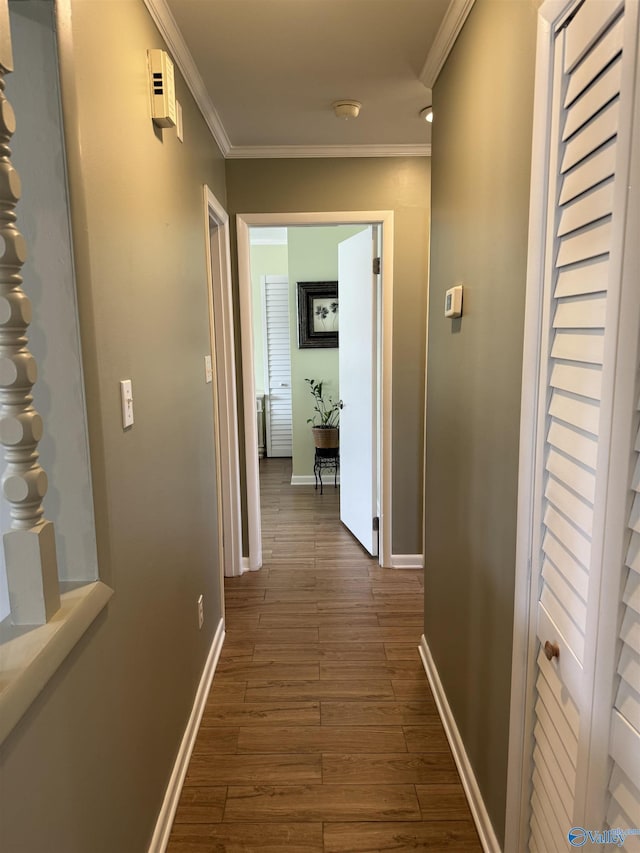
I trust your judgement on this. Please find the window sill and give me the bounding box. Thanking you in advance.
[0,580,113,745]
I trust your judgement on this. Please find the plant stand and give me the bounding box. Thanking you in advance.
[314,447,339,495]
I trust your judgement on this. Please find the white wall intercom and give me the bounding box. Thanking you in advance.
[148,49,176,128]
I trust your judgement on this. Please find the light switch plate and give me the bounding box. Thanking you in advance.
[120,379,134,428]
[204,355,213,383]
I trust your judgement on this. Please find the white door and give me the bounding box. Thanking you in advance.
[508,1,640,848]
[263,275,292,457]
[338,227,378,556]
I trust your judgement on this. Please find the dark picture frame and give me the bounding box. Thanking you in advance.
[297,281,339,348]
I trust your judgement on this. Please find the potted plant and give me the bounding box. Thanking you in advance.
[305,378,340,449]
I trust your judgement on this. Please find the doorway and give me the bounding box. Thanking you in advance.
[237,211,394,571]
[204,186,243,580]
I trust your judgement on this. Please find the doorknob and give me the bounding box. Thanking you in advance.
[543,640,559,661]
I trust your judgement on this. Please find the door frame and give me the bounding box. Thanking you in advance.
[505,1,640,847]
[236,210,394,570]
[203,186,243,579]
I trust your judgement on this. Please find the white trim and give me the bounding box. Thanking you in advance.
[290,475,341,487]
[250,227,288,246]
[504,4,568,849]
[419,0,477,88]
[419,635,501,853]
[226,144,431,159]
[390,554,423,570]
[142,0,432,161]
[237,210,394,571]
[142,0,231,156]
[148,617,225,853]
[0,581,113,746]
[237,216,263,571]
[203,187,243,579]
[290,475,316,486]
[576,2,640,825]
[241,557,255,574]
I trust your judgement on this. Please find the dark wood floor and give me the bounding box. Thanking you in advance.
[167,458,481,852]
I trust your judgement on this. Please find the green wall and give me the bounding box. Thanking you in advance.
[424,0,539,844]
[226,157,431,555]
[0,2,227,851]
[249,227,365,479]
[288,225,365,479]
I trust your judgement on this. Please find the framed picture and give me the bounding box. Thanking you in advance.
[297,281,339,348]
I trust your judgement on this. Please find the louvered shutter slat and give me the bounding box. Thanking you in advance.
[549,361,602,400]
[563,0,624,72]
[546,445,596,502]
[543,529,589,601]
[555,255,609,297]
[551,329,604,364]
[549,389,600,435]
[557,178,614,237]
[553,294,607,328]
[562,56,622,140]
[547,420,599,467]
[564,15,624,106]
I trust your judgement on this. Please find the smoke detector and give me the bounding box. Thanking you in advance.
[332,100,361,120]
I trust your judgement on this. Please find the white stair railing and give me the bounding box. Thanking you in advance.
[0,3,60,625]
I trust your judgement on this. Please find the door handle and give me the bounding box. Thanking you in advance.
[543,640,559,661]
[279,383,289,387]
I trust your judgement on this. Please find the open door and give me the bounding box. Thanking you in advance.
[338,227,378,556]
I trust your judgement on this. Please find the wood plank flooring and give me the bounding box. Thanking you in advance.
[167,458,481,852]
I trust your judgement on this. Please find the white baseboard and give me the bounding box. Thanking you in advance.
[290,474,340,486]
[148,617,225,853]
[241,557,252,573]
[390,554,424,569]
[419,635,501,853]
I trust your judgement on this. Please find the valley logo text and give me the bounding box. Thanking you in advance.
[568,827,640,847]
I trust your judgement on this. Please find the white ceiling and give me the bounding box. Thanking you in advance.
[149,0,474,157]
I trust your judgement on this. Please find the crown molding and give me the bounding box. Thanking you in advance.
[143,0,431,160]
[142,0,231,156]
[420,0,477,88]
[226,143,431,159]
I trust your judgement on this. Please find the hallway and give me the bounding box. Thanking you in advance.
[167,458,481,851]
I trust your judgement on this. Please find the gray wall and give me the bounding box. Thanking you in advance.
[424,0,539,844]
[0,1,226,850]
[226,157,431,556]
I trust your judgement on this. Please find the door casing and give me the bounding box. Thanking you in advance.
[204,186,243,581]
[236,210,394,570]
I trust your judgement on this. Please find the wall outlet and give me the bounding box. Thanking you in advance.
[197,594,204,630]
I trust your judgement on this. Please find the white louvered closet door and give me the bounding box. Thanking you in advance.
[263,276,293,457]
[607,386,640,847]
[526,1,637,850]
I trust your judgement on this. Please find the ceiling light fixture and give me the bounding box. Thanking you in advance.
[420,106,434,123]
[332,100,361,120]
